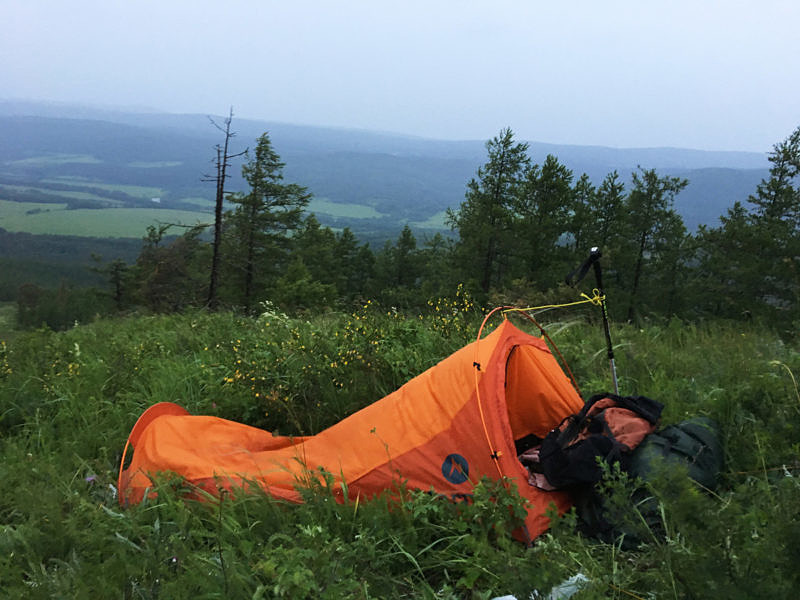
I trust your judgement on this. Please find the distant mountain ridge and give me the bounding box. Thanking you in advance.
[0,99,771,235]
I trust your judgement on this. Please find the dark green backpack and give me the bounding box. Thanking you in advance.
[575,416,724,544]
[630,416,724,491]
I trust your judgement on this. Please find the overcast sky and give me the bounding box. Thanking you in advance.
[2,0,798,152]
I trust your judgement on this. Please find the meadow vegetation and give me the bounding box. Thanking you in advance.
[2,123,798,597]
[1,299,798,598]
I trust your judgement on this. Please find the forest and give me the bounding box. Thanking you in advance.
[12,124,800,337]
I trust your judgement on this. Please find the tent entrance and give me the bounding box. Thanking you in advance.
[504,344,579,454]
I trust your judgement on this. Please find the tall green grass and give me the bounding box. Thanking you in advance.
[1,302,798,598]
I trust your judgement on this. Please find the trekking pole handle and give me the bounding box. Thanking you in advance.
[589,247,604,291]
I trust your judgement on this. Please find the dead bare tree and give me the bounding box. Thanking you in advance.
[202,107,246,310]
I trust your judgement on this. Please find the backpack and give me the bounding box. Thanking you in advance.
[576,416,724,544]
[630,416,724,490]
[537,393,664,489]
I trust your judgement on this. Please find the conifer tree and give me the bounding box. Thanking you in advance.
[747,126,800,317]
[293,215,340,289]
[568,172,596,256]
[373,226,424,307]
[515,154,574,285]
[695,126,800,324]
[447,128,530,294]
[336,227,373,301]
[135,224,207,312]
[223,133,311,312]
[620,168,688,321]
[592,170,626,250]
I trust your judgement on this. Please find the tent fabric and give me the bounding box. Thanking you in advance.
[118,320,584,540]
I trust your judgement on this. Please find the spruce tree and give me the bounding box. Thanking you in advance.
[620,168,688,321]
[695,126,800,325]
[446,128,530,294]
[223,133,311,312]
[514,154,574,286]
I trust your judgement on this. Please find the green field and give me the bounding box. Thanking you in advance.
[0,198,69,216]
[43,178,165,199]
[7,153,103,166]
[127,161,184,168]
[178,196,215,207]
[0,200,209,237]
[0,184,123,205]
[410,209,449,229]
[0,194,387,238]
[36,175,92,182]
[307,197,384,219]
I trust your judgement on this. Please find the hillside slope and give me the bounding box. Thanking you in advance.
[0,101,771,235]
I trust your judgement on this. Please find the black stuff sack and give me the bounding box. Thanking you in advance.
[537,393,664,490]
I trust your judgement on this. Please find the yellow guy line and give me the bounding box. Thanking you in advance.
[502,289,605,316]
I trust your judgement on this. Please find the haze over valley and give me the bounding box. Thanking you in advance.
[0,100,771,243]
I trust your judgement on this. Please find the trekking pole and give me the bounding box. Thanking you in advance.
[566,247,619,395]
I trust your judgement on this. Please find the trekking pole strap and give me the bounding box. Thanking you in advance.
[565,249,601,287]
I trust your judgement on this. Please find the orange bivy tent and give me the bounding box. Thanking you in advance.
[118,320,584,540]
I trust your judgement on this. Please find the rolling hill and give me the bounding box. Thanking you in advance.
[0,99,771,241]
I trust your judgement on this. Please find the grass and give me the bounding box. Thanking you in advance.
[0,303,798,597]
[0,203,210,237]
[0,302,16,341]
[307,197,385,219]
